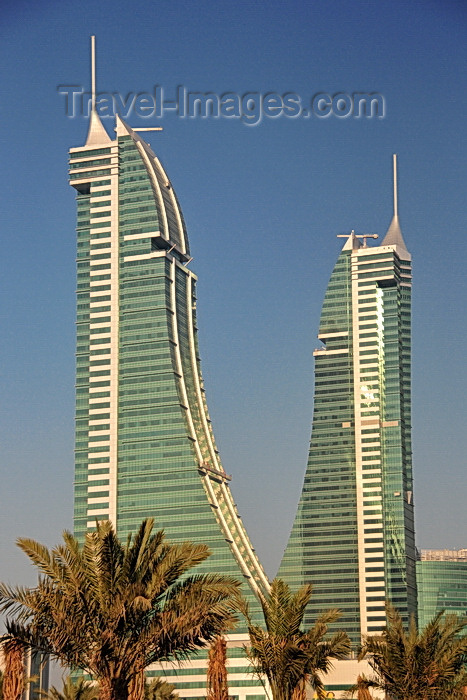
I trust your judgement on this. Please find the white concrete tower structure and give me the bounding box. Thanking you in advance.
[70,38,270,700]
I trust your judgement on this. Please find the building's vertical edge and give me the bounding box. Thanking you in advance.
[350,248,369,635]
[168,259,203,462]
[22,650,50,700]
[351,247,393,636]
[185,273,221,470]
[106,149,119,526]
[71,141,118,536]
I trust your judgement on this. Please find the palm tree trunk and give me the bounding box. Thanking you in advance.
[2,640,24,700]
[355,675,373,700]
[128,671,145,700]
[99,676,130,700]
[207,636,229,700]
[291,678,306,700]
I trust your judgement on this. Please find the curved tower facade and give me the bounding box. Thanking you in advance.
[279,158,417,645]
[71,103,268,697]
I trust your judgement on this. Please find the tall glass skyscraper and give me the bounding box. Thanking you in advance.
[279,158,417,645]
[70,46,268,698]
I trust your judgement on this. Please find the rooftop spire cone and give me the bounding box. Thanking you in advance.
[85,35,112,146]
[382,154,407,250]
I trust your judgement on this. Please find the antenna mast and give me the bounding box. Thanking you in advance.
[85,35,111,145]
[91,35,96,113]
[393,153,398,218]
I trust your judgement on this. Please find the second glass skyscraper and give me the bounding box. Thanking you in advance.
[279,159,417,644]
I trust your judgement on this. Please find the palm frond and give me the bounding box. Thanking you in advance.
[41,676,98,700]
[241,578,350,700]
[0,520,239,699]
[15,539,67,587]
[145,677,178,700]
[360,601,467,700]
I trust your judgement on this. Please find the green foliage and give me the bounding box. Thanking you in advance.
[359,602,467,700]
[41,677,98,700]
[239,579,351,700]
[144,678,178,700]
[0,519,240,700]
[344,674,378,700]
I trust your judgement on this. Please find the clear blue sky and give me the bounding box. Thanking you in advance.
[0,0,466,585]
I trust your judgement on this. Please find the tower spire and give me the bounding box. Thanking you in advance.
[381,153,407,251]
[85,35,111,146]
[393,153,398,219]
[91,34,96,114]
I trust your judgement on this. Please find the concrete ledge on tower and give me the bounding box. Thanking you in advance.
[198,462,232,482]
[151,234,191,262]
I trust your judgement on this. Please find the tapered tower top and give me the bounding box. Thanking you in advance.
[381,154,408,251]
[85,36,112,146]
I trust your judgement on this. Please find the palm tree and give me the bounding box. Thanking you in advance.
[0,519,240,700]
[206,636,228,700]
[41,677,98,700]
[353,675,374,700]
[359,602,467,700]
[344,674,376,700]
[239,578,351,700]
[144,678,178,700]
